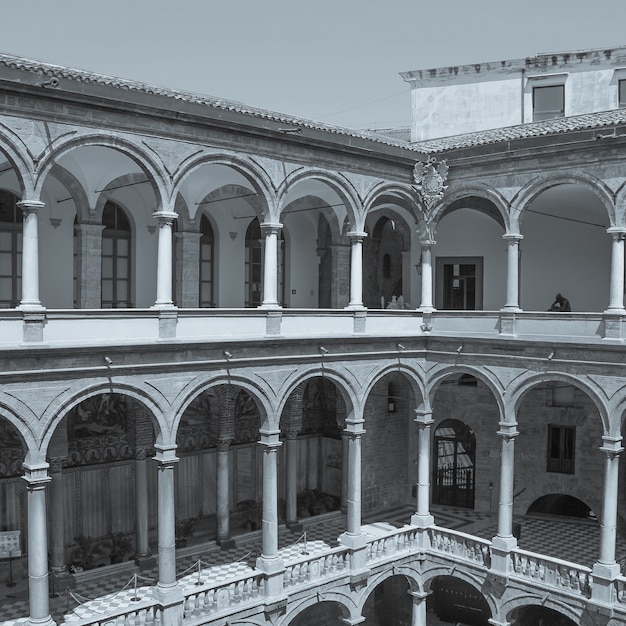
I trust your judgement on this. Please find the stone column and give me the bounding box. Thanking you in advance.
[152,210,178,308]
[154,444,183,622]
[285,429,299,527]
[502,233,523,311]
[606,228,626,312]
[74,222,105,308]
[216,438,233,547]
[48,457,67,576]
[260,223,282,309]
[341,432,349,512]
[411,409,435,528]
[491,421,518,574]
[331,244,351,308]
[409,590,429,626]
[174,231,202,307]
[256,431,284,598]
[346,231,367,309]
[17,200,45,309]
[418,241,434,311]
[23,463,54,626]
[135,449,151,563]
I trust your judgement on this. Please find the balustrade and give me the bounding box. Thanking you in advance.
[282,546,350,587]
[365,527,418,563]
[427,526,491,568]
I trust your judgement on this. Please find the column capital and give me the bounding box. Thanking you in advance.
[600,435,623,456]
[502,232,523,242]
[607,226,626,238]
[418,238,436,247]
[17,199,45,214]
[259,429,282,448]
[414,408,434,425]
[344,417,366,435]
[22,462,51,488]
[497,421,519,440]
[151,210,178,225]
[347,230,367,241]
[260,221,283,234]
[154,444,179,466]
[216,437,232,452]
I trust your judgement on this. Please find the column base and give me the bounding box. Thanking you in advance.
[602,310,625,341]
[135,554,157,570]
[410,513,434,528]
[217,537,236,550]
[490,535,517,575]
[591,561,621,605]
[286,520,303,532]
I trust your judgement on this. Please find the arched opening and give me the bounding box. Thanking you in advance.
[0,189,22,308]
[101,201,132,308]
[433,419,476,509]
[362,575,412,625]
[527,494,595,519]
[199,214,215,307]
[509,604,578,626]
[428,576,491,625]
[289,601,346,625]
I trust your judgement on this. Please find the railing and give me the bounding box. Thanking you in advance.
[616,575,626,604]
[426,526,491,568]
[510,548,592,598]
[283,545,350,587]
[366,526,418,564]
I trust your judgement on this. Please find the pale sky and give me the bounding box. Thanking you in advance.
[2,0,625,130]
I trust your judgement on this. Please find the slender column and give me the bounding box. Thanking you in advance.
[411,409,435,527]
[260,223,282,309]
[17,200,45,309]
[135,449,150,560]
[155,446,179,591]
[502,233,523,311]
[152,210,177,308]
[606,228,626,312]
[23,463,54,626]
[409,591,429,626]
[598,436,623,565]
[495,422,518,541]
[344,419,365,535]
[418,241,434,311]
[257,431,283,564]
[48,458,67,575]
[285,430,299,526]
[346,231,367,309]
[216,438,231,544]
[341,432,349,512]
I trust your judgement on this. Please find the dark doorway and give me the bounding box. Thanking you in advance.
[510,604,577,626]
[428,576,491,625]
[433,419,476,508]
[527,494,595,519]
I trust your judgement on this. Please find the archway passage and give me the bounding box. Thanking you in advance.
[362,575,412,626]
[527,494,595,519]
[288,601,345,625]
[509,604,578,626]
[433,419,476,508]
[428,576,491,625]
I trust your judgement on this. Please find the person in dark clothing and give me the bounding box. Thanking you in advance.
[548,293,571,312]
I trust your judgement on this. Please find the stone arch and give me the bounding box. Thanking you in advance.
[277,168,363,231]
[357,569,419,625]
[192,183,267,226]
[39,380,170,455]
[280,590,355,626]
[500,592,594,626]
[511,171,616,230]
[0,123,37,197]
[171,153,276,219]
[48,163,91,222]
[361,362,425,410]
[508,371,609,434]
[0,400,39,461]
[91,172,157,224]
[612,390,626,437]
[35,133,170,209]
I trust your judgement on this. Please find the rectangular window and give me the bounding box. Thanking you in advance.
[619,80,626,108]
[547,425,575,474]
[435,256,483,310]
[533,85,565,121]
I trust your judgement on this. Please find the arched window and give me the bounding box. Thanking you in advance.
[199,215,215,307]
[101,201,131,308]
[245,219,262,307]
[0,190,22,307]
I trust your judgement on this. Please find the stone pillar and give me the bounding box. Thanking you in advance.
[411,409,435,528]
[48,458,67,576]
[491,421,518,574]
[256,431,285,599]
[74,222,105,308]
[23,463,54,626]
[260,223,282,309]
[174,231,202,307]
[285,430,299,527]
[154,445,183,624]
[341,432,349,512]
[409,590,429,626]
[152,210,178,308]
[17,200,45,309]
[418,241,434,311]
[592,436,623,607]
[502,233,523,311]
[346,231,367,309]
[135,449,152,564]
[606,228,626,312]
[331,244,351,308]
[216,438,233,547]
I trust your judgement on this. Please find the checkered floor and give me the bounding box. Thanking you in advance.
[0,505,623,625]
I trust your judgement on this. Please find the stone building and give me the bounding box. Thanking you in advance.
[0,46,625,625]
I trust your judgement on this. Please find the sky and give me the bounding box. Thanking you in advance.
[2,0,626,131]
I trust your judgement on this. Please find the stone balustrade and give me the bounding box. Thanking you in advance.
[427,526,492,568]
[282,546,350,588]
[365,526,418,564]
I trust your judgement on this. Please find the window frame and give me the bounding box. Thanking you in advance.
[546,424,576,474]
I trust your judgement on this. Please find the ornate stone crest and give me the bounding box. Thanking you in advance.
[413,156,449,211]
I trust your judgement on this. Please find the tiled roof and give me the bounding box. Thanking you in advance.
[414,108,626,153]
[367,127,412,142]
[0,52,418,152]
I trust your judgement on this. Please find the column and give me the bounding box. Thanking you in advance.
[411,409,435,527]
[135,449,151,563]
[216,438,232,546]
[285,430,299,527]
[260,223,282,309]
[152,210,177,308]
[606,228,626,312]
[592,436,623,603]
[502,233,523,311]
[418,241,434,311]
[48,458,67,576]
[23,463,54,626]
[409,590,429,626]
[341,432,349,512]
[17,200,45,309]
[346,231,367,309]
[74,222,105,308]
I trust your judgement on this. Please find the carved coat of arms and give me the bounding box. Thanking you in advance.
[413,157,449,211]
